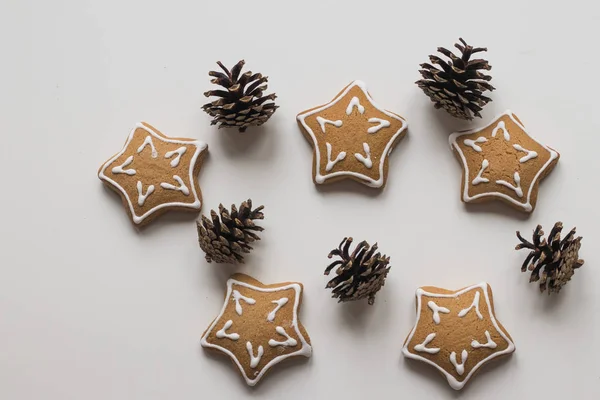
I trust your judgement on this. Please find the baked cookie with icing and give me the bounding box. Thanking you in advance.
[98,123,207,226]
[402,283,515,390]
[449,110,559,212]
[201,274,312,386]
[297,80,408,188]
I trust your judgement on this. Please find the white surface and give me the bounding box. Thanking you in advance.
[1,0,599,398]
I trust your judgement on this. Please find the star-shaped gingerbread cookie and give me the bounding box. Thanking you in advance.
[449,110,559,212]
[201,274,312,386]
[402,283,515,390]
[297,81,408,188]
[98,123,207,226]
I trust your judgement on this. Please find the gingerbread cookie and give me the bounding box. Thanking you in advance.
[449,110,559,212]
[98,123,207,226]
[402,283,515,390]
[201,274,311,386]
[297,80,407,188]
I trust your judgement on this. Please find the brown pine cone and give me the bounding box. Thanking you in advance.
[197,199,264,264]
[516,222,584,294]
[325,237,391,305]
[202,60,278,132]
[417,38,494,120]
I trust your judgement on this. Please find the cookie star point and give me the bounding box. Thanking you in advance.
[297,80,408,188]
[98,122,207,226]
[201,273,311,386]
[450,110,559,212]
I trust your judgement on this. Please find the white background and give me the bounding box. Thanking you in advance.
[1,0,599,399]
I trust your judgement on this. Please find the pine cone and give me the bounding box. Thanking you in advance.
[324,237,391,305]
[416,38,494,120]
[202,60,278,132]
[197,199,265,264]
[516,222,584,294]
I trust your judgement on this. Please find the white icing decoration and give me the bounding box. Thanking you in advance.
[111,155,136,175]
[491,121,510,141]
[458,291,484,320]
[496,172,523,197]
[367,117,390,134]
[137,135,158,158]
[297,81,408,188]
[201,280,312,386]
[450,350,468,375]
[267,298,289,322]
[414,333,440,354]
[401,283,516,390]
[268,326,298,347]
[345,96,365,115]
[164,146,187,167]
[448,110,558,212]
[472,159,490,185]
[513,144,538,163]
[427,301,450,324]
[471,331,497,349]
[246,342,264,369]
[232,290,256,316]
[464,137,487,152]
[160,175,190,196]
[98,123,207,224]
[136,181,155,206]
[325,142,346,172]
[216,320,239,341]
[354,143,372,168]
[316,116,342,133]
